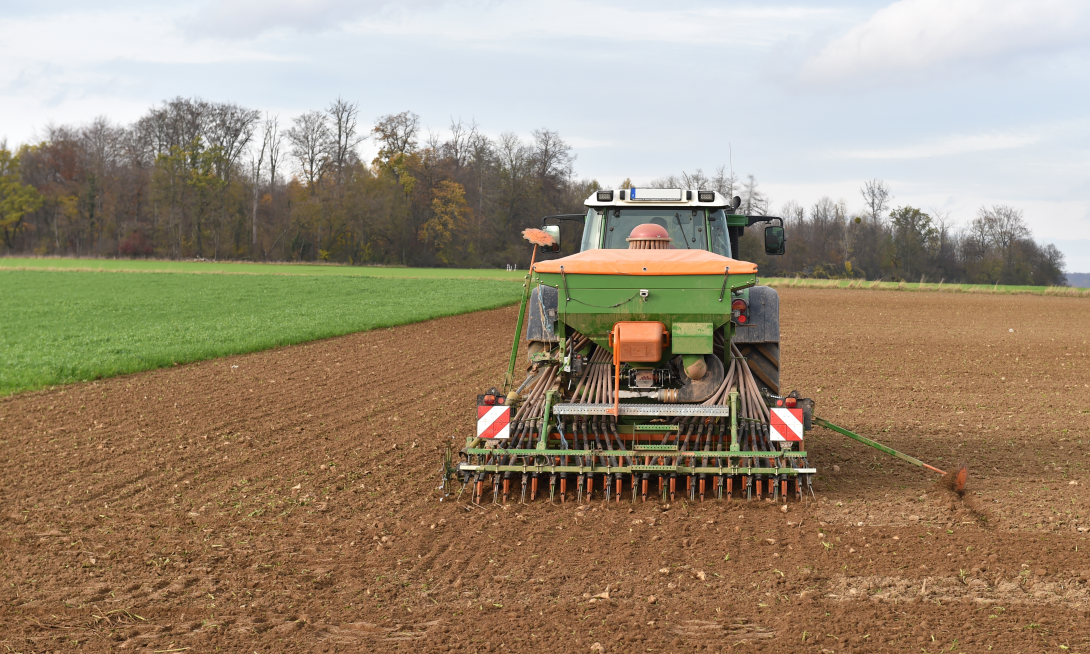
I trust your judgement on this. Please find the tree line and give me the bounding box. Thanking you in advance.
[0,97,591,268]
[0,96,1068,284]
[650,172,1067,286]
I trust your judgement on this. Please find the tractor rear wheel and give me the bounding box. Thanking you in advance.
[731,285,781,396]
[737,342,779,395]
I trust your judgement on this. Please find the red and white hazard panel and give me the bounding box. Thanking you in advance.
[770,408,804,442]
[477,405,512,439]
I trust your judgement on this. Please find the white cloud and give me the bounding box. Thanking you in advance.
[0,11,292,76]
[799,0,1090,85]
[177,0,844,47]
[565,136,612,149]
[842,131,1038,159]
[180,0,452,38]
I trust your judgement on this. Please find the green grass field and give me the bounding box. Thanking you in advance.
[0,257,525,280]
[0,270,524,396]
[762,276,1090,296]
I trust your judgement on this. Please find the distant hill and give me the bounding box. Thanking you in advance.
[1067,272,1090,288]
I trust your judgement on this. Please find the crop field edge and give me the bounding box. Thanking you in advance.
[762,275,1090,296]
[0,271,524,398]
[3,257,1084,295]
[0,256,525,280]
[5,297,524,399]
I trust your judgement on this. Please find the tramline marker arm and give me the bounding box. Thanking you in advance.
[504,272,534,393]
[813,416,946,475]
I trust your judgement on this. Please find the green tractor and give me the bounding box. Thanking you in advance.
[444,187,965,504]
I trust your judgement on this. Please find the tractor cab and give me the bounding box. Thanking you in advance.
[536,188,785,261]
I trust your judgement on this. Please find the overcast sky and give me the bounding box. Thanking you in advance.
[3,0,1089,271]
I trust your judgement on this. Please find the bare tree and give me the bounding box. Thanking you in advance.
[495,131,533,232]
[443,118,473,169]
[464,121,492,248]
[325,97,364,179]
[741,175,768,215]
[287,111,330,192]
[649,165,735,198]
[681,169,710,190]
[530,128,574,211]
[267,116,284,189]
[861,178,892,222]
[975,204,1031,270]
[251,114,282,250]
[207,102,260,177]
[710,165,736,198]
[647,174,683,189]
[780,200,805,223]
[141,97,210,156]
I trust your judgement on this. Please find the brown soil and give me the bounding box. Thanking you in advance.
[2,289,1089,653]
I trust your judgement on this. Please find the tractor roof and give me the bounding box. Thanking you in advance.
[533,248,757,276]
[585,188,730,208]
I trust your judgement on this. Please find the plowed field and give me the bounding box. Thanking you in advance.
[2,289,1089,653]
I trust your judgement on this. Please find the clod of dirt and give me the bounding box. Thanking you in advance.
[937,462,970,496]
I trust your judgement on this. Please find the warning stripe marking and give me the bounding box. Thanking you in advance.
[770,408,804,442]
[477,405,511,439]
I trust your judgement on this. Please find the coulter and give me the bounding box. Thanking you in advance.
[442,188,966,504]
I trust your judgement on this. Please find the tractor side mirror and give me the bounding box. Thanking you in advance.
[732,195,742,210]
[764,225,785,256]
[540,225,561,253]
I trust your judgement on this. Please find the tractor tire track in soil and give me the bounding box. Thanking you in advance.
[2,289,1089,653]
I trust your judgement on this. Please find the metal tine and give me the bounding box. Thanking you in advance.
[520,474,528,504]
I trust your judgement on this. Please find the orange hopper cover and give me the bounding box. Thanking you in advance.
[611,322,666,362]
[532,248,757,276]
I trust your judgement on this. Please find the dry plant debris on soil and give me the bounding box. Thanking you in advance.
[1,289,1089,653]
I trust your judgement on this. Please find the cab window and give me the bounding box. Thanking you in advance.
[708,209,731,258]
[601,208,707,250]
[580,208,603,250]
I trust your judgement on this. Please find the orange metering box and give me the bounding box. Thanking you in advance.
[610,321,668,362]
